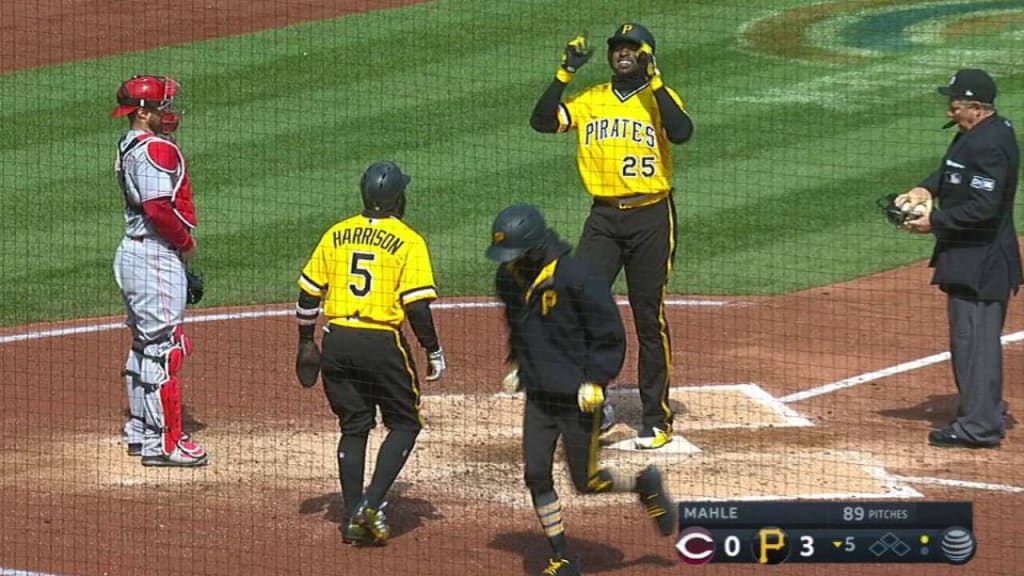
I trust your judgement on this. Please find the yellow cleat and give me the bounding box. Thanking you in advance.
[634,426,672,450]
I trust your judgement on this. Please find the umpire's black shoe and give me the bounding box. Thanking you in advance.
[928,427,1000,449]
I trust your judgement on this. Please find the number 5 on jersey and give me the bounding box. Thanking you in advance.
[349,252,375,297]
[622,155,657,177]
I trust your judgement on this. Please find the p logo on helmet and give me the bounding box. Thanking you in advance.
[621,24,633,34]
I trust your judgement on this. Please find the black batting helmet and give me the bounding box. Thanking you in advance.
[486,204,552,263]
[607,23,655,52]
[360,161,411,217]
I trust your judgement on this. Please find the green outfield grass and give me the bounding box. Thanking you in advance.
[1,0,1022,325]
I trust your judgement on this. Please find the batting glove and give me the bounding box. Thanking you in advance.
[295,339,321,389]
[557,35,592,82]
[502,363,522,395]
[426,347,447,381]
[637,42,663,91]
[577,382,605,413]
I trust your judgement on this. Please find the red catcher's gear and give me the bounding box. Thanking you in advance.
[112,75,183,133]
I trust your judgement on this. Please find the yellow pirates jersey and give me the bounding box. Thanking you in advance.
[299,214,437,330]
[557,83,685,198]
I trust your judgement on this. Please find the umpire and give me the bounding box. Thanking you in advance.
[488,204,675,576]
[530,23,693,449]
[294,161,446,544]
[899,69,1021,448]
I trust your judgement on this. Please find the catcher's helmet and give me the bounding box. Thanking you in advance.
[607,23,655,53]
[361,161,411,217]
[112,75,183,133]
[486,204,552,263]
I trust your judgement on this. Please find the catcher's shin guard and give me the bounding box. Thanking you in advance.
[136,328,200,457]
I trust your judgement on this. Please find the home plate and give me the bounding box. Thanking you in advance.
[605,435,701,454]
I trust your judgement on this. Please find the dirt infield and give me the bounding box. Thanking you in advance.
[2,260,1024,576]
[0,0,427,75]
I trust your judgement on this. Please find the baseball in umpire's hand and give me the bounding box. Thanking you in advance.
[426,347,447,381]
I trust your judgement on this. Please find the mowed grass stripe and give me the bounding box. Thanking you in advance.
[3,1,1023,325]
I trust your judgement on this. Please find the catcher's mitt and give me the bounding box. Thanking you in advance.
[185,269,204,305]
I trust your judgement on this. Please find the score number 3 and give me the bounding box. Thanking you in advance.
[800,535,815,558]
[622,155,657,177]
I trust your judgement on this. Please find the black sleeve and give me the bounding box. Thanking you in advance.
[530,78,569,133]
[918,169,941,194]
[404,300,440,353]
[654,87,693,144]
[931,144,1009,237]
[578,269,626,384]
[296,290,321,341]
[495,266,523,364]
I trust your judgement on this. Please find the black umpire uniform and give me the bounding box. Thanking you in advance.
[294,161,446,545]
[911,69,1021,448]
[487,204,674,576]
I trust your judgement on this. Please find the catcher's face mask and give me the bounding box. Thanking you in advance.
[112,75,186,133]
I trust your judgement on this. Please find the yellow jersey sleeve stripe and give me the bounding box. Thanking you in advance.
[400,286,438,306]
[556,103,572,132]
[298,274,323,296]
[666,86,686,109]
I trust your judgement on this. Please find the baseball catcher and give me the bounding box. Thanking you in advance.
[112,75,207,467]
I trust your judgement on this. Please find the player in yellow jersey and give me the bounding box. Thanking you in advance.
[531,23,693,450]
[293,161,446,546]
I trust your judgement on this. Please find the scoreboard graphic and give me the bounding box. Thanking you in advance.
[675,502,974,565]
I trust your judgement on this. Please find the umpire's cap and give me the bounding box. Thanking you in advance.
[361,161,411,214]
[938,69,996,104]
[486,204,551,262]
[607,23,655,53]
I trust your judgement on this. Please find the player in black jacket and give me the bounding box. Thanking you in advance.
[487,204,675,576]
[899,69,1021,448]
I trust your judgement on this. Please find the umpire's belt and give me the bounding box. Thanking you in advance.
[327,317,398,333]
[593,190,669,210]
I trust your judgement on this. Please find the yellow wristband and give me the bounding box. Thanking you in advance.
[555,68,575,84]
[649,75,664,91]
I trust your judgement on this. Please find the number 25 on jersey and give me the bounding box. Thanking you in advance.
[622,155,657,177]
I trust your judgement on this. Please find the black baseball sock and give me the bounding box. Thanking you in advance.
[364,428,419,508]
[338,433,368,519]
[532,490,567,558]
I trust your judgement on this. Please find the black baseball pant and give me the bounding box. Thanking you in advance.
[320,324,423,517]
[523,390,607,496]
[576,195,677,432]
